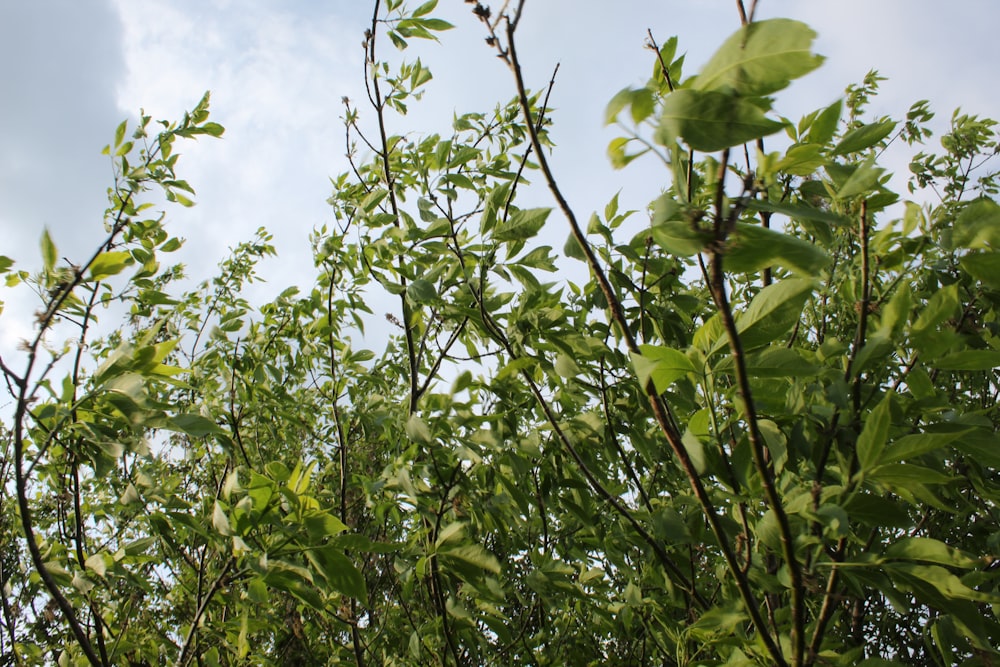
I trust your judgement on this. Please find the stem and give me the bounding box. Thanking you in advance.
[847,200,872,402]
[178,558,235,666]
[367,0,420,414]
[497,12,784,662]
[708,253,804,666]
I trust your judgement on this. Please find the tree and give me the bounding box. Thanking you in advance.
[2,1,999,665]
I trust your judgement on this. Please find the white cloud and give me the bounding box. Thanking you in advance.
[111,1,366,298]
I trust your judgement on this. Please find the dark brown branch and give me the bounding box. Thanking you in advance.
[178,558,236,666]
[706,148,803,666]
[367,0,420,414]
[496,12,785,658]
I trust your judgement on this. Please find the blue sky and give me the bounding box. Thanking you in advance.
[1,0,998,356]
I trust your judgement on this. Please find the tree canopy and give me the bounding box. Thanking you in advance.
[2,1,1000,665]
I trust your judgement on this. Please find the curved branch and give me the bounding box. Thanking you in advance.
[495,12,784,664]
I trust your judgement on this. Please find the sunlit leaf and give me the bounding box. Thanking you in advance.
[658,89,786,152]
[724,222,830,276]
[494,207,551,241]
[695,19,823,97]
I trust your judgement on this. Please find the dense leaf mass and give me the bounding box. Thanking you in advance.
[2,2,999,666]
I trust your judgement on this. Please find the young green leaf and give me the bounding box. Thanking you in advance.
[960,252,1000,288]
[657,89,786,152]
[40,228,57,273]
[631,344,696,393]
[726,278,815,352]
[651,220,711,256]
[807,99,843,145]
[857,393,892,471]
[952,198,1000,249]
[932,350,1000,371]
[213,501,233,536]
[695,19,824,97]
[494,207,551,241]
[832,120,897,155]
[88,251,134,281]
[406,278,439,304]
[724,222,830,276]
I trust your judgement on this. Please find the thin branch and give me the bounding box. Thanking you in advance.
[492,12,787,658]
[367,0,420,414]
[178,558,236,666]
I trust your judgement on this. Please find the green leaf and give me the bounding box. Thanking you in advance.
[651,220,711,256]
[774,144,827,176]
[874,284,911,339]
[832,120,897,155]
[869,463,953,486]
[405,413,432,444]
[85,553,108,577]
[200,121,225,137]
[313,547,367,601]
[264,561,324,610]
[842,493,911,528]
[0,255,13,273]
[832,157,884,199]
[303,512,349,541]
[631,344,696,393]
[604,87,655,125]
[726,278,814,352]
[932,350,1000,371]
[412,0,437,17]
[438,544,501,575]
[952,198,1000,249]
[724,222,830,276]
[960,252,1000,287]
[605,88,632,125]
[88,251,134,281]
[435,521,466,547]
[494,207,550,242]
[888,563,1000,603]
[564,232,587,261]
[808,99,843,145]
[743,199,847,227]
[169,414,225,437]
[758,419,788,473]
[735,346,820,377]
[114,119,127,148]
[856,393,892,471]
[695,19,823,97]
[213,501,233,536]
[885,537,980,569]
[657,89,786,152]
[883,431,964,463]
[41,228,57,273]
[406,278,439,304]
[554,353,581,379]
[417,18,453,32]
[911,284,959,338]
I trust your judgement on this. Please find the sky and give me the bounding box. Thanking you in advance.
[1,0,998,362]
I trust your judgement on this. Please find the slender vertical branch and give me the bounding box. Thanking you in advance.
[325,267,366,667]
[178,558,236,666]
[847,200,871,395]
[366,0,420,414]
[492,11,786,664]
[10,184,142,667]
[708,251,805,667]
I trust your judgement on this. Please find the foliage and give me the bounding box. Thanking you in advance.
[2,1,1000,665]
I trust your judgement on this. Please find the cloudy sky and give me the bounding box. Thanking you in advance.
[1,0,998,357]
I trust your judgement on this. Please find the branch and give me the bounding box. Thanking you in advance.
[366,0,420,414]
[493,11,785,663]
[178,558,236,666]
